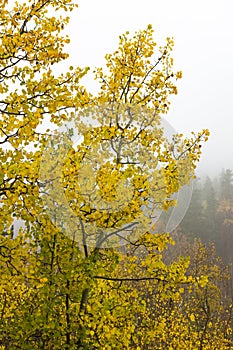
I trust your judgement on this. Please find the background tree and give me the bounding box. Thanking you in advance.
[220,169,233,202]
[180,179,206,237]
[201,176,218,242]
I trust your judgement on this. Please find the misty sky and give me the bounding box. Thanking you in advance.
[61,0,233,177]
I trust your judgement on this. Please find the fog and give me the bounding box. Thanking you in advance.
[60,0,233,178]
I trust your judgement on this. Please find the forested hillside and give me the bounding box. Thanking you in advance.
[180,169,233,264]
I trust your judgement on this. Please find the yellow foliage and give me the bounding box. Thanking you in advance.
[2,1,231,350]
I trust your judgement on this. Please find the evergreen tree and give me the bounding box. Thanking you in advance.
[180,179,205,238]
[220,169,233,202]
[201,176,218,242]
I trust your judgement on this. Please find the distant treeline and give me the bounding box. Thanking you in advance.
[179,169,233,264]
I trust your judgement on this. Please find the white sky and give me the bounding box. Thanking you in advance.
[63,0,233,177]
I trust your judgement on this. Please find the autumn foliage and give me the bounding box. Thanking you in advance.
[0,0,232,349]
